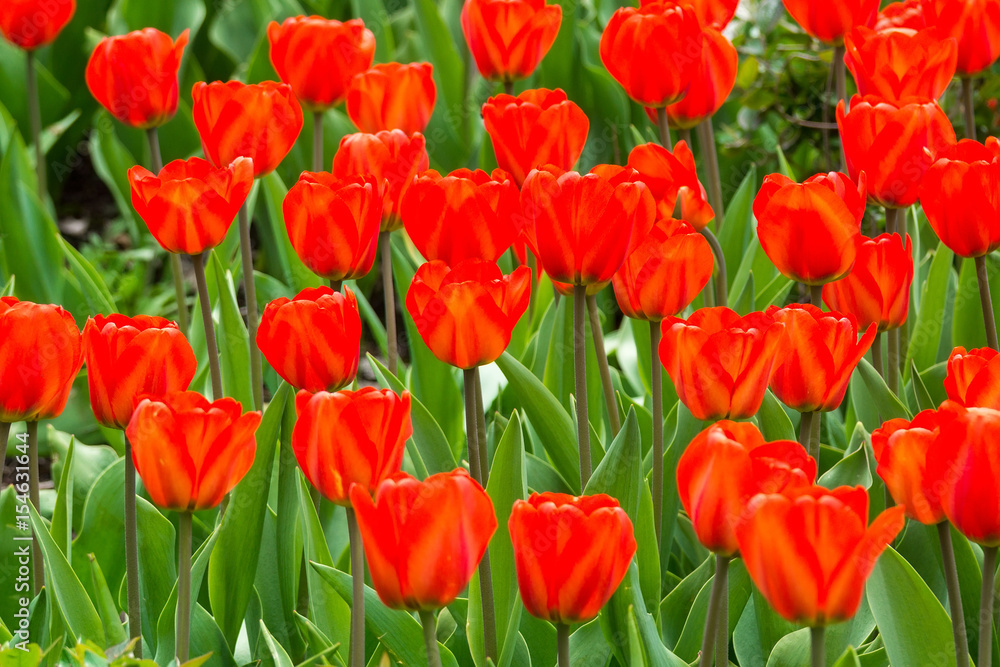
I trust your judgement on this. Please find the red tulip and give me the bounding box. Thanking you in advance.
[406,260,530,369]
[822,233,914,332]
[128,157,254,256]
[283,172,382,282]
[920,138,1000,258]
[871,410,948,524]
[921,0,1000,76]
[192,80,303,178]
[350,469,496,610]
[677,421,816,555]
[126,390,261,511]
[600,2,704,107]
[753,172,867,285]
[460,0,562,82]
[0,298,82,423]
[780,0,879,44]
[257,286,361,392]
[0,0,74,50]
[346,62,436,135]
[85,28,189,129]
[945,346,1000,409]
[293,387,411,505]
[509,492,636,624]
[661,27,738,129]
[685,0,741,28]
[837,94,956,209]
[332,130,429,232]
[267,16,375,110]
[736,485,905,625]
[83,314,196,430]
[659,307,786,420]
[844,27,957,103]
[613,218,714,321]
[875,0,926,30]
[482,88,589,187]
[767,304,877,413]
[627,141,714,230]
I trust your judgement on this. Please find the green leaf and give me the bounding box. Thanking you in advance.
[258,171,322,293]
[585,409,642,517]
[909,360,937,413]
[856,358,912,421]
[208,250,253,409]
[60,239,117,314]
[108,0,206,37]
[87,554,128,646]
[953,255,1000,352]
[833,646,862,667]
[136,496,175,654]
[817,422,872,489]
[757,390,796,442]
[258,620,295,667]
[50,437,74,560]
[908,242,954,372]
[88,119,141,241]
[718,166,758,289]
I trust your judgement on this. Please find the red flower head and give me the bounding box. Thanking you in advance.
[346,62,437,135]
[461,0,562,82]
[871,409,950,524]
[686,0,741,28]
[283,172,382,282]
[351,469,496,610]
[482,88,589,187]
[192,80,303,178]
[126,390,261,511]
[627,141,714,230]
[128,157,254,256]
[85,28,189,129]
[921,0,1000,76]
[406,260,530,369]
[780,0,879,44]
[509,492,636,624]
[660,27,738,129]
[753,172,867,285]
[767,304,877,413]
[837,94,956,209]
[659,307,786,421]
[844,27,957,103]
[332,130,429,232]
[945,346,1000,409]
[83,314,196,430]
[267,16,375,111]
[678,421,816,555]
[0,0,74,50]
[822,233,914,332]
[401,168,521,265]
[875,0,926,30]
[0,298,82,423]
[293,387,411,505]
[257,286,361,393]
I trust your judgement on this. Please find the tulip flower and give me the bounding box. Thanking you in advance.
[780,0,879,44]
[660,27,738,130]
[600,2,704,107]
[822,233,914,332]
[946,347,1000,409]
[257,286,362,392]
[461,0,562,82]
[128,157,254,255]
[871,410,949,524]
[192,80,304,178]
[267,16,375,110]
[283,172,382,282]
[844,27,957,103]
[481,88,589,187]
[293,387,411,505]
[753,172,867,285]
[346,62,436,135]
[405,260,530,369]
[627,141,714,230]
[921,0,1000,76]
[686,0,740,28]
[875,0,925,30]
[837,95,956,209]
[0,0,74,50]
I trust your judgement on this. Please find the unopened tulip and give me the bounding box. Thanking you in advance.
[945,347,1000,409]
[461,0,562,82]
[346,62,436,135]
[822,233,914,332]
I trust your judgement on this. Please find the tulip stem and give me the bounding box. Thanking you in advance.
[656,107,673,150]
[27,421,43,594]
[976,255,999,351]
[887,329,900,395]
[527,250,538,323]
[810,284,823,308]
[980,546,998,667]
[504,80,514,96]
[312,111,324,172]
[239,203,264,410]
[588,295,620,436]
[574,285,592,488]
[697,121,726,230]
[346,508,366,667]
[963,77,977,142]
[380,232,398,375]
[420,611,443,667]
[833,45,847,172]
[700,228,728,308]
[464,368,483,484]
[938,523,971,667]
[25,51,46,201]
[193,252,224,400]
[124,436,142,657]
[811,626,825,667]
[871,331,884,377]
[699,555,730,667]
[330,279,342,292]
[176,511,192,664]
[557,623,571,667]
[650,320,663,548]
[800,411,820,461]
[474,368,490,485]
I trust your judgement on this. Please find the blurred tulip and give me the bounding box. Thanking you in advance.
[192,80,303,178]
[85,28,189,129]
[780,0,878,44]
[83,315,196,430]
[945,346,1000,409]
[768,304,877,413]
[293,388,411,505]
[509,492,636,624]
[401,168,520,265]
[0,0,74,50]
[660,27,738,129]
[736,485,905,625]
[871,410,949,524]
[685,0,741,28]
[627,141,714,230]
[922,0,1000,76]
[844,27,957,103]
[283,172,382,282]
[875,0,925,30]
[128,157,254,255]
[257,286,361,392]
[346,62,436,135]
[482,88,589,187]
[822,233,914,332]
[837,94,956,209]
[267,16,375,110]
[461,0,562,82]
[406,260,530,369]
[332,130,429,232]
[678,421,816,555]
[753,172,866,285]
[0,298,82,423]
[350,469,495,610]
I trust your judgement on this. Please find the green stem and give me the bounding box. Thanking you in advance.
[799,411,817,461]
[193,252,224,400]
[656,107,673,150]
[885,207,899,235]
[834,45,847,172]
[330,279,342,292]
[347,508,365,667]
[464,368,482,484]
[176,511,192,664]
[557,623,571,667]
[700,228,728,308]
[699,555,729,667]
[588,294,621,436]
[651,320,663,548]
[527,249,538,323]
[680,128,692,146]
[27,421,42,593]
[716,557,729,667]
[980,546,997,667]
[574,285,592,488]
[811,626,825,667]
[887,328,900,395]
[963,77,977,142]
[313,111,324,173]
[420,611,443,667]
[697,120,726,230]
[474,368,490,485]
[26,51,46,201]
[380,232,398,375]
[504,80,515,96]
[124,436,142,656]
[976,255,999,351]
[239,203,263,410]
[871,331,884,378]
[938,523,971,667]
[810,284,823,309]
